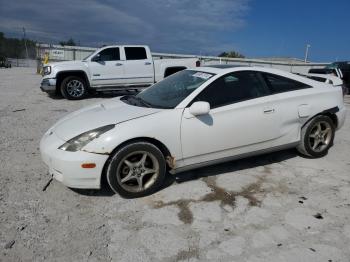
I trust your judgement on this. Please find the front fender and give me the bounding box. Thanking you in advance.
[82,109,184,164]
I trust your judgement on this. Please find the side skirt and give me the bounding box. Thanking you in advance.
[170,142,299,175]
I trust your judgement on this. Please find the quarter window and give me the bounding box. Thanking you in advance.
[193,71,270,109]
[263,73,311,94]
[98,48,120,61]
[125,47,147,60]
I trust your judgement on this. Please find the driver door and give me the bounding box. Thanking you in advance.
[88,47,125,86]
[180,71,281,166]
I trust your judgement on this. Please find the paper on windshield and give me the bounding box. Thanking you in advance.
[192,72,212,80]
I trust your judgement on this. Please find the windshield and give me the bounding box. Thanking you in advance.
[134,70,214,109]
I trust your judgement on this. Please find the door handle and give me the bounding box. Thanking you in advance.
[263,108,275,114]
[115,63,123,66]
[145,62,152,65]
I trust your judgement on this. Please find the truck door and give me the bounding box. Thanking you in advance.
[88,47,125,86]
[123,46,154,85]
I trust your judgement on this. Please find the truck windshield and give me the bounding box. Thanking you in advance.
[135,70,214,109]
[83,51,95,60]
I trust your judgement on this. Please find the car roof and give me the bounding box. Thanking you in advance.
[193,65,280,75]
[190,66,320,87]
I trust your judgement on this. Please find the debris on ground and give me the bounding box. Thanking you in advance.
[42,177,53,191]
[12,108,26,112]
[313,213,324,219]
[4,240,15,249]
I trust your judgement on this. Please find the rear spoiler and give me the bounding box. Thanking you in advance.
[296,73,346,95]
[308,68,343,78]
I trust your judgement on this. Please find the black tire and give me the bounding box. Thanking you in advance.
[297,115,335,158]
[106,142,166,198]
[60,76,88,100]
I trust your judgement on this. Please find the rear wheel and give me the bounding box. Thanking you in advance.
[106,142,166,198]
[60,76,88,100]
[297,115,335,158]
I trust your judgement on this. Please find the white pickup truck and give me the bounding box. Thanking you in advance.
[40,45,200,99]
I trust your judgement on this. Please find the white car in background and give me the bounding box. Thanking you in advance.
[40,66,346,198]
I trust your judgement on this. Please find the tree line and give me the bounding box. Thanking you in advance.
[0,32,37,59]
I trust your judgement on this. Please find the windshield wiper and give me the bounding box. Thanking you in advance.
[135,96,173,109]
[122,95,172,109]
[133,96,153,107]
[121,95,150,108]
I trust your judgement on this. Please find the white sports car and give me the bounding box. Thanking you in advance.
[40,66,346,197]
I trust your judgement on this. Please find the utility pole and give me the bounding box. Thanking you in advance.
[23,27,29,59]
[304,44,311,63]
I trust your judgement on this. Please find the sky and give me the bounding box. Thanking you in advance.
[0,0,349,62]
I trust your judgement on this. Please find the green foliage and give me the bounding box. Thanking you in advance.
[59,38,76,46]
[0,32,36,59]
[218,51,245,58]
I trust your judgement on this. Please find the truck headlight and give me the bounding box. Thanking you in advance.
[43,66,51,75]
[58,125,115,152]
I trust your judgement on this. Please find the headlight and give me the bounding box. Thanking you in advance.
[43,66,51,75]
[58,125,115,152]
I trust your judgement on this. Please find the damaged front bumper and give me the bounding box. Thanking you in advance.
[40,131,109,189]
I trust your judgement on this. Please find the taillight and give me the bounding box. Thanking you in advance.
[196,60,201,67]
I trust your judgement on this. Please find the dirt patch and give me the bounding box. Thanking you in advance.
[152,176,266,224]
[202,177,236,207]
[176,200,193,224]
[202,176,265,208]
[237,177,265,207]
[154,200,193,224]
[175,247,199,261]
[51,109,68,113]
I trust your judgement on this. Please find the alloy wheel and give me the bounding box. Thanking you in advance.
[116,151,160,192]
[66,79,85,98]
[308,120,333,153]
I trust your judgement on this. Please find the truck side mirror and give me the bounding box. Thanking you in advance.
[92,54,101,62]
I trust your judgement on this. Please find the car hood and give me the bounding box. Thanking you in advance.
[51,97,161,141]
[49,60,85,68]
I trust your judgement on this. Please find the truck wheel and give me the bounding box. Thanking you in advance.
[60,76,88,100]
[297,115,335,158]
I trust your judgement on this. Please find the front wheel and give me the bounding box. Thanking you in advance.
[60,76,88,100]
[297,115,335,158]
[106,142,166,198]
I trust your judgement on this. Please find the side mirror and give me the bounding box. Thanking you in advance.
[92,54,101,62]
[189,101,210,116]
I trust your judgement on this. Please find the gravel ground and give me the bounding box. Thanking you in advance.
[1,67,350,262]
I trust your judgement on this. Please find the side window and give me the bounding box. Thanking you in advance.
[263,73,311,94]
[125,47,147,60]
[344,63,350,72]
[98,48,120,61]
[194,71,270,109]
